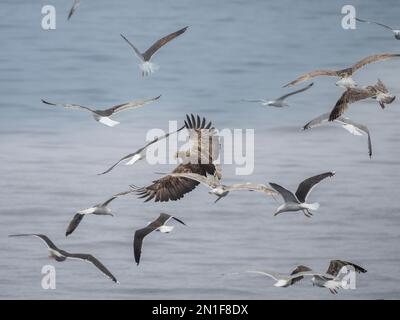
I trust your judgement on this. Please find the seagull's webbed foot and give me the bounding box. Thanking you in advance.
[214,196,223,203]
[303,210,313,218]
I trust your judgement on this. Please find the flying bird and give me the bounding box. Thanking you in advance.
[166,172,277,203]
[303,112,372,158]
[9,234,119,283]
[284,53,400,88]
[245,267,334,288]
[120,26,188,76]
[270,172,335,217]
[133,213,186,265]
[356,18,400,40]
[243,83,313,107]
[67,0,80,20]
[41,95,161,127]
[311,260,367,294]
[65,191,131,237]
[99,125,186,175]
[131,114,221,202]
[328,79,395,121]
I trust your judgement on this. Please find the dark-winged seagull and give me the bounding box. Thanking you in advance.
[9,234,119,283]
[311,260,367,294]
[165,172,277,203]
[120,26,188,76]
[131,114,221,202]
[244,83,313,107]
[65,191,131,237]
[328,79,395,121]
[284,53,400,88]
[133,213,186,265]
[303,112,372,158]
[41,95,161,127]
[356,18,400,40]
[67,0,80,20]
[270,172,335,217]
[99,125,186,175]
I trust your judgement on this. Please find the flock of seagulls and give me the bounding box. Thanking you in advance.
[11,6,400,295]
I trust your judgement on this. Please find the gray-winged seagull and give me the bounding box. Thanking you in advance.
[269,172,335,217]
[120,26,188,76]
[303,112,372,158]
[244,83,313,107]
[65,191,131,237]
[41,95,161,127]
[9,234,119,283]
[356,18,400,40]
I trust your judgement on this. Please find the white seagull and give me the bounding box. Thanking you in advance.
[121,26,188,76]
[165,172,277,203]
[41,95,161,127]
[65,191,131,237]
[99,125,186,175]
[245,267,334,288]
[67,0,80,20]
[9,234,119,283]
[244,83,313,107]
[356,18,400,40]
[311,260,367,294]
[303,112,372,158]
[133,213,186,265]
[270,172,335,217]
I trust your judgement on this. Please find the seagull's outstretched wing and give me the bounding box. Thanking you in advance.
[356,18,394,30]
[242,99,267,103]
[142,27,188,61]
[245,270,281,281]
[326,260,367,277]
[120,34,145,62]
[98,125,185,175]
[102,95,161,116]
[328,88,373,121]
[295,172,335,203]
[65,213,85,237]
[41,99,95,113]
[351,53,400,73]
[284,70,338,87]
[269,183,298,203]
[66,253,119,283]
[225,183,277,196]
[67,0,80,20]
[276,83,314,101]
[9,234,60,251]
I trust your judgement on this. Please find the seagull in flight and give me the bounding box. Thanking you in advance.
[121,26,188,76]
[41,95,161,127]
[303,113,373,158]
[356,18,400,40]
[311,260,367,294]
[244,83,313,107]
[65,191,132,237]
[284,53,400,89]
[67,0,80,20]
[133,213,186,265]
[328,79,395,121]
[9,234,119,283]
[131,114,221,202]
[165,172,277,203]
[99,125,186,175]
[270,172,335,217]
[245,267,334,288]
